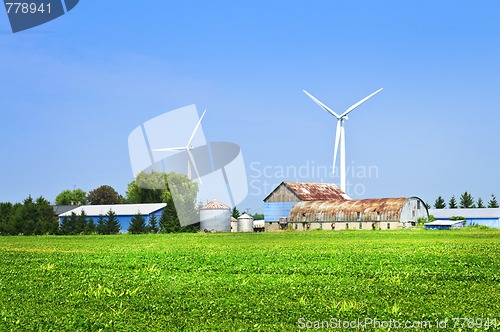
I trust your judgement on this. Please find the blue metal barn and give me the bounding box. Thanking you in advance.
[59,203,166,233]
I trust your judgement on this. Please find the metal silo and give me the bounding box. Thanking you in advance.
[237,213,254,232]
[200,200,231,232]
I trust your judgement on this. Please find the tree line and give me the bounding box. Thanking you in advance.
[433,192,499,209]
[0,172,198,236]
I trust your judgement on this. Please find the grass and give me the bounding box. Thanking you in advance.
[0,228,499,331]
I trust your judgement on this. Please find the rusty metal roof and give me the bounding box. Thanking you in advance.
[263,181,350,202]
[283,182,350,201]
[289,198,408,222]
[200,199,231,210]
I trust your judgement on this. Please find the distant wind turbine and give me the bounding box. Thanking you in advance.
[303,89,383,192]
[154,110,207,184]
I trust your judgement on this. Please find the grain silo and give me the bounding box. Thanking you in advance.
[200,200,231,232]
[237,213,254,232]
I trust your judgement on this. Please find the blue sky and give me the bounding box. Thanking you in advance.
[1,1,499,212]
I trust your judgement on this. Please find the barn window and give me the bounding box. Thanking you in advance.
[331,223,335,230]
[359,222,362,230]
[417,201,421,209]
[346,223,349,229]
[356,212,361,221]
[387,223,391,229]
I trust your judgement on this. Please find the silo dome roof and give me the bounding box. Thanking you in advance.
[200,199,231,210]
[238,213,253,220]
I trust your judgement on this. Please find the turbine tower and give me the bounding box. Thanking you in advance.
[303,88,383,193]
[154,110,207,184]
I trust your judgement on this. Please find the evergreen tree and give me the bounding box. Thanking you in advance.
[434,196,446,209]
[128,212,146,234]
[60,215,72,235]
[148,213,159,233]
[75,210,88,234]
[96,214,106,235]
[476,197,485,209]
[425,202,431,209]
[488,194,499,208]
[459,191,475,208]
[159,206,179,233]
[84,218,96,235]
[232,206,240,219]
[449,196,458,209]
[105,210,121,234]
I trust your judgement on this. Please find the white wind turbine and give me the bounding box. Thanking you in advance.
[303,88,383,193]
[153,110,207,184]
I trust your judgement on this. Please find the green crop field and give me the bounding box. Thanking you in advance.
[0,229,499,331]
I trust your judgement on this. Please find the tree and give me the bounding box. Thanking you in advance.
[87,185,121,205]
[488,194,499,208]
[425,202,431,209]
[126,171,199,229]
[96,214,106,235]
[105,210,121,234]
[251,213,264,220]
[434,196,446,209]
[125,171,166,204]
[148,213,159,233]
[232,206,240,219]
[159,203,179,233]
[55,189,87,205]
[60,212,77,235]
[84,218,96,235]
[476,197,485,209]
[449,196,458,209]
[459,191,475,208]
[15,196,58,235]
[128,212,146,234]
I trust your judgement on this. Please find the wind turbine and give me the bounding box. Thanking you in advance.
[153,110,207,184]
[303,88,383,193]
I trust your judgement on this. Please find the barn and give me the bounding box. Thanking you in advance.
[59,203,166,233]
[288,197,428,230]
[428,208,500,228]
[263,182,350,230]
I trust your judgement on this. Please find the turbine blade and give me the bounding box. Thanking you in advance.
[187,109,207,148]
[333,120,341,176]
[187,150,203,185]
[303,90,341,118]
[340,88,383,118]
[153,147,186,152]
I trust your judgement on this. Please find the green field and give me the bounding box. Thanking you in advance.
[0,229,498,331]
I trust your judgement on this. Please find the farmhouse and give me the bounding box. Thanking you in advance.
[263,182,350,230]
[428,208,500,228]
[59,203,166,233]
[289,197,428,230]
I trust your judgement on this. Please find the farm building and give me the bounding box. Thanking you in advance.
[59,203,166,233]
[199,199,231,232]
[264,182,350,230]
[425,220,464,230]
[428,208,500,228]
[288,196,428,231]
